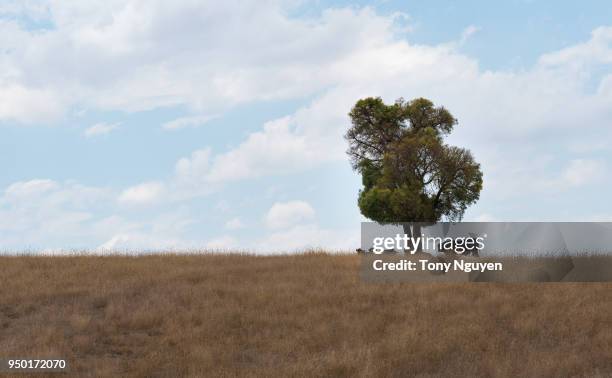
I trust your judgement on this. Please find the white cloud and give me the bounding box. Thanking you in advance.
[0,179,112,248]
[474,151,608,199]
[157,20,612,197]
[0,2,406,123]
[0,178,201,251]
[2,3,612,249]
[94,209,196,251]
[83,122,120,137]
[265,200,315,229]
[173,148,215,197]
[4,179,58,198]
[255,224,359,253]
[562,159,605,186]
[567,139,609,154]
[2,3,612,201]
[470,213,499,222]
[162,114,217,130]
[0,85,64,123]
[97,232,189,251]
[459,25,481,45]
[538,26,612,68]
[0,1,611,158]
[205,235,236,250]
[206,117,326,182]
[2,179,108,211]
[225,217,244,230]
[172,88,355,186]
[0,1,50,20]
[118,181,165,205]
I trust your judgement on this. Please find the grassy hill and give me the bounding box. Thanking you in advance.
[1,253,611,376]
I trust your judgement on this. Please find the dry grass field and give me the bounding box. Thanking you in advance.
[0,253,611,377]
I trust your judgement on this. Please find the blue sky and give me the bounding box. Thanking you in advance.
[1,1,611,252]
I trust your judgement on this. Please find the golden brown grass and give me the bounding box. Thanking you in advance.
[0,253,611,377]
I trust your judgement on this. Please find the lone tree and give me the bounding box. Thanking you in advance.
[345,97,483,239]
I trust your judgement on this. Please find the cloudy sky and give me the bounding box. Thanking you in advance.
[1,0,611,252]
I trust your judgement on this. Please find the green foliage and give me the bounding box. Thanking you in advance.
[345,97,483,223]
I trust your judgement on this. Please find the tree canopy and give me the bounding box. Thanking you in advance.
[346,97,483,224]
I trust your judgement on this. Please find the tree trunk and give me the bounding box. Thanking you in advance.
[412,223,423,253]
[402,223,412,254]
[402,223,423,253]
